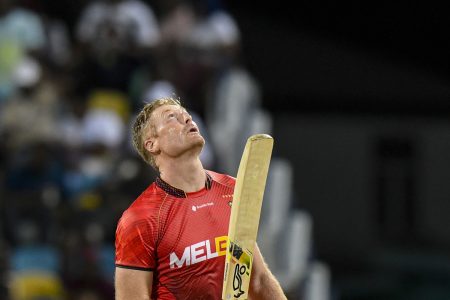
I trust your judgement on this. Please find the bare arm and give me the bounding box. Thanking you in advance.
[115,267,153,300]
[249,244,287,300]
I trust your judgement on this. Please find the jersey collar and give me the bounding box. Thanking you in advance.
[155,172,213,198]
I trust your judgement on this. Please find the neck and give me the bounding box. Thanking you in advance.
[158,155,206,193]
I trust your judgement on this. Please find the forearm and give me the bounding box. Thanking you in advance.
[248,244,287,300]
[249,271,287,300]
[115,267,153,300]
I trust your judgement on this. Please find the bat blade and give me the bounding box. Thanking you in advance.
[222,134,274,300]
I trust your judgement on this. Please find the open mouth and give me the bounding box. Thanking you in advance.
[189,127,198,133]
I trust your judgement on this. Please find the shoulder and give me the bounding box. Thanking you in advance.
[207,170,235,187]
[117,183,166,229]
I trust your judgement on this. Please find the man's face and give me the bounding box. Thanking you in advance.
[145,104,205,159]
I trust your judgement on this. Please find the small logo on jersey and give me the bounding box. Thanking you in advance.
[228,201,232,207]
[233,263,246,298]
[191,202,214,212]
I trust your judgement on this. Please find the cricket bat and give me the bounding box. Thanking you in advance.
[222,134,274,300]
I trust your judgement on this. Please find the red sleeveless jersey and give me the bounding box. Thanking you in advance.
[115,171,235,299]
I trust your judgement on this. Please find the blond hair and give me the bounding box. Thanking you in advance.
[132,97,182,170]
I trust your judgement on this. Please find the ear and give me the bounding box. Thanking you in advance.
[144,137,160,155]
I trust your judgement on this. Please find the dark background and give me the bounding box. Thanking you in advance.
[227,1,450,115]
[225,2,450,299]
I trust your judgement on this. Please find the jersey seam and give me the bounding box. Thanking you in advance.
[155,192,169,249]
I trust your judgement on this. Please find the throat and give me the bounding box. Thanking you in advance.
[159,159,206,193]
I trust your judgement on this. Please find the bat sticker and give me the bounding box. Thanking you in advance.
[233,264,246,298]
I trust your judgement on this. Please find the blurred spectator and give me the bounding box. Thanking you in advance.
[0,56,61,149]
[4,142,63,193]
[0,0,46,53]
[157,0,197,48]
[41,15,72,69]
[73,0,161,97]
[58,89,130,204]
[58,96,88,150]
[80,90,129,150]
[0,0,46,101]
[2,142,63,246]
[76,0,160,51]
[61,227,114,300]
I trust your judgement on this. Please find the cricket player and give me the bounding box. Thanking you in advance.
[115,97,286,299]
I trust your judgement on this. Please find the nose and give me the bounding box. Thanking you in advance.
[184,113,192,124]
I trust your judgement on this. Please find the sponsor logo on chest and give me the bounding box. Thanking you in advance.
[170,236,228,268]
[191,202,214,212]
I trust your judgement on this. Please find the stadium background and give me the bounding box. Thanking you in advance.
[1,0,450,299]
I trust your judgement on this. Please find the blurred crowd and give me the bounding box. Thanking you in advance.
[0,0,263,299]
